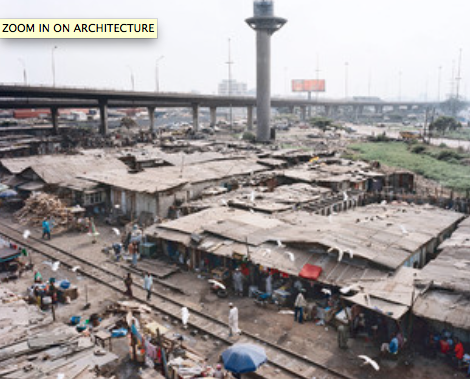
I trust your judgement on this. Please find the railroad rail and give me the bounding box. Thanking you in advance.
[0,221,352,379]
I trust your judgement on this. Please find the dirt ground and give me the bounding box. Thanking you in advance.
[1,210,465,379]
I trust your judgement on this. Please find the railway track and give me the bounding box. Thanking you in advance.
[0,222,352,379]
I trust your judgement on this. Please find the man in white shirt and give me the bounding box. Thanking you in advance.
[143,272,153,301]
[294,288,307,324]
[228,303,240,337]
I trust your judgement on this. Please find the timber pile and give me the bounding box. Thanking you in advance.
[15,193,73,233]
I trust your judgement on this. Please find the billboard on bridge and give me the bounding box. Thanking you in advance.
[291,79,325,92]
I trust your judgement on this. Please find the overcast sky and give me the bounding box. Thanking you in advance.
[1,0,469,100]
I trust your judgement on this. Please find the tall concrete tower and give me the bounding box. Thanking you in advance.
[246,0,286,142]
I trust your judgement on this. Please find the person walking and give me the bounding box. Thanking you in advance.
[294,288,307,324]
[143,272,153,301]
[232,268,243,296]
[228,303,240,337]
[42,218,51,240]
[124,273,133,298]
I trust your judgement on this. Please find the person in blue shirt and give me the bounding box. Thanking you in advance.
[381,335,399,355]
[42,218,51,240]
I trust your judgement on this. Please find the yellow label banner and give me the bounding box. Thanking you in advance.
[0,19,158,38]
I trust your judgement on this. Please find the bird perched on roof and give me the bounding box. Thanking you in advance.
[399,225,409,235]
[285,251,295,262]
[321,288,332,296]
[276,239,285,248]
[345,249,354,259]
[112,228,120,236]
[23,230,31,240]
[71,266,81,273]
[221,199,228,206]
[358,355,380,371]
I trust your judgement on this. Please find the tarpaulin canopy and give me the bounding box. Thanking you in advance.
[299,263,322,281]
[0,247,20,263]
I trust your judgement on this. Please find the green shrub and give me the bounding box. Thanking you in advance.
[242,131,256,142]
[411,145,427,154]
[436,149,463,162]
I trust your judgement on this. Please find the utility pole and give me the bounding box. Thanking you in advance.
[226,38,234,129]
[18,59,27,85]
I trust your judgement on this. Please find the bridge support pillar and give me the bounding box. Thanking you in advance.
[324,105,331,117]
[374,105,383,114]
[210,107,217,127]
[247,106,254,131]
[99,101,108,135]
[300,106,307,122]
[289,106,295,114]
[50,107,59,135]
[147,106,156,134]
[192,104,199,131]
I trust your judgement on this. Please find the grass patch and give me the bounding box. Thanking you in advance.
[348,142,470,192]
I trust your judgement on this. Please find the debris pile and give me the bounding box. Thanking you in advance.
[15,193,73,233]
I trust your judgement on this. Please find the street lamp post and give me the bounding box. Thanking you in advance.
[51,46,57,87]
[18,59,27,85]
[155,55,164,92]
[226,38,234,129]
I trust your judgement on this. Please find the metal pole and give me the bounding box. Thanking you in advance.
[51,46,57,87]
[344,62,349,99]
[18,59,27,85]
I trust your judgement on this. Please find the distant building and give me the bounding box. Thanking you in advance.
[218,79,247,96]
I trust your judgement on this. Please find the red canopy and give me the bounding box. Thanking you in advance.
[299,264,322,281]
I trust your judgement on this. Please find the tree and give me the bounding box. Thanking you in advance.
[429,116,462,135]
[309,117,333,131]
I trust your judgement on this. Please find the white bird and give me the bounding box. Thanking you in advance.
[358,355,380,371]
[276,239,285,248]
[380,200,387,206]
[71,266,81,272]
[23,230,31,239]
[43,261,60,271]
[250,208,255,214]
[208,279,226,290]
[321,288,332,296]
[399,225,408,235]
[337,249,344,262]
[181,307,190,326]
[343,191,349,201]
[262,248,272,257]
[221,199,228,206]
[250,191,256,202]
[345,249,354,259]
[285,251,295,262]
[112,228,120,236]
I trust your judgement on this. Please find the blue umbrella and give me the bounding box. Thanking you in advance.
[221,343,267,374]
[0,189,18,198]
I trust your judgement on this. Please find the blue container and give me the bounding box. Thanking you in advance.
[111,328,128,338]
[70,316,81,325]
[60,280,71,290]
